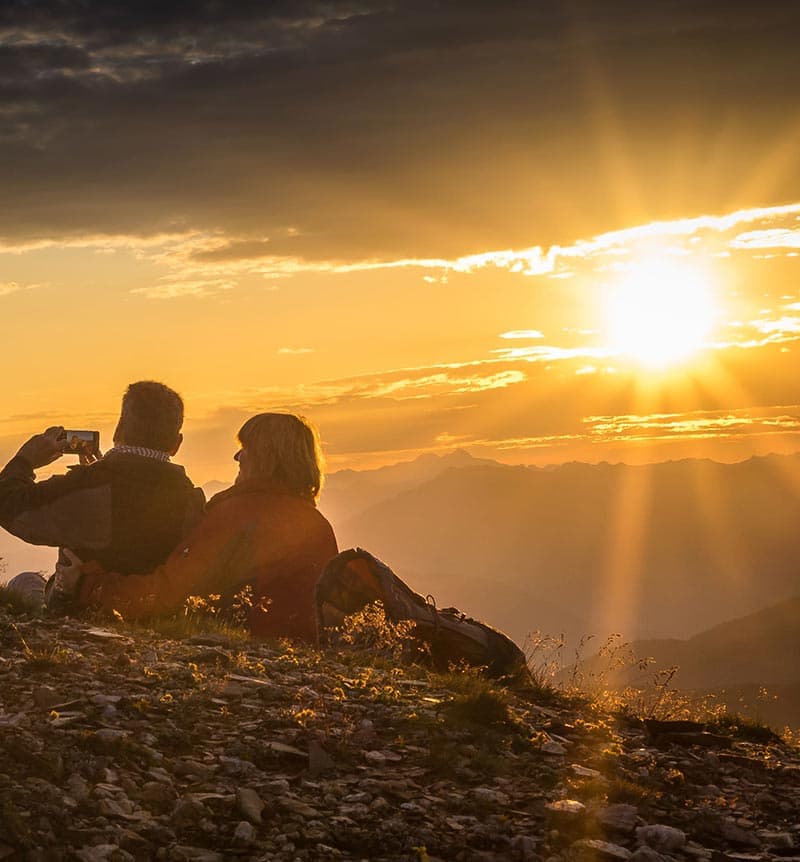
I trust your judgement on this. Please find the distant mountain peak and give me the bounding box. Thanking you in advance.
[446,447,475,462]
[411,448,475,465]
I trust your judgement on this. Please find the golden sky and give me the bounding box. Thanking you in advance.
[2,3,800,483]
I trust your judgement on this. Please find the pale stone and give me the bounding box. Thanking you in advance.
[630,848,668,862]
[547,799,586,816]
[597,804,638,834]
[636,824,687,852]
[235,787,264,824]
[571,763,603,779]
[759,831,795,849]
[278,795,322,818]
[473,787,510,805]
[570,838,632,861]
[364,749,386,765]
[232,821,257,845]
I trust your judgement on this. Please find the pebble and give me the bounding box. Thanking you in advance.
[570,838,632,860]
[365,749,386,765]
[235,786,264,824]
[547,799,587,816]
[629,848,668,862]
[473,787,510,805]
[636,824,687,851]
[597,803,638,834]
[1,605,798,862]
[232,820,257,845]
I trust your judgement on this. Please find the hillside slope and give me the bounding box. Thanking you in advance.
[570,596,800,723]
[1,604,799,861]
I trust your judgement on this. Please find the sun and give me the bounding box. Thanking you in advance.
[605,255,718,368]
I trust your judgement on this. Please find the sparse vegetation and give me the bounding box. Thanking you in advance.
[442,684,513,729]
[0,595,797,859]
[325,600,423,664]
[132,589,257,642]
[8,621,80,671]
[523,627,799,736]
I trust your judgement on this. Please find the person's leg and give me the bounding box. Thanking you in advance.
[3,571,48,608]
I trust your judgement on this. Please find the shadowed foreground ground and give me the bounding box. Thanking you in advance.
[1,606,799,861]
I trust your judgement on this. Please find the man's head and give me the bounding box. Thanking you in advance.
[113,381,184,455]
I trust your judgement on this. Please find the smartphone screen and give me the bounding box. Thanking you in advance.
[62,430,100,457]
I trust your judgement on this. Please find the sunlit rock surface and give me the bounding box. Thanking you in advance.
[0,607,799,861]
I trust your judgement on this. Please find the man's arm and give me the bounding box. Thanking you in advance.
[0,428,111,549]
[0,456,37,523]
[0,427,67,523]
[76,501,254,617]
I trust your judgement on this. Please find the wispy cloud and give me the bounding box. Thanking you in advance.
[126,200,800,298]
[4,202,800,308]
[491,344,614,362]
[278,347,314,355]
[0,281,39,296]
[0,231,200,255]
[222,359,530,412]
[397,405,800,462]
[131,278,237,299]
[748,316,800,336]
[729,228,800,250]
[500,330,544,339]
[583,407,800,443]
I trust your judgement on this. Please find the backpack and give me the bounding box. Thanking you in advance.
[315,548,528,680]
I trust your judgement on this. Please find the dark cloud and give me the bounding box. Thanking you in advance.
[2,1,800,257]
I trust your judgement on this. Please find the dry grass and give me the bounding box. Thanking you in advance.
[522,627,796,738]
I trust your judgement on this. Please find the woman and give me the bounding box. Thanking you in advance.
[66,413,338,643]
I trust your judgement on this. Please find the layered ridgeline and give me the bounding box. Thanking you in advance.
[1,602,799,861]
[321,451,800,649]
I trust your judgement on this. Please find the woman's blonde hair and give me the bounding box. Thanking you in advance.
[238,413,324,501]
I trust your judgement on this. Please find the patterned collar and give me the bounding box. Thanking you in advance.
[105,444,172,462]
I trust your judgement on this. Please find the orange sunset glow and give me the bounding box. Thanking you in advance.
[2,1,800,703]
[604,254,718,368]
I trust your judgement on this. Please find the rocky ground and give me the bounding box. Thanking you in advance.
[1,606,799,862]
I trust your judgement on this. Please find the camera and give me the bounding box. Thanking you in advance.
[60,430,100,457]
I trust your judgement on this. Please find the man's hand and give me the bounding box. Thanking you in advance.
[78,446,103,466]
[16,426,67,470]
[53,548,84,597]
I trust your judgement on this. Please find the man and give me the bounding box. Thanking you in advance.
[0,381,205,605]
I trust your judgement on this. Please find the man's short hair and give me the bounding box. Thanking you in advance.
[115,381,184,452]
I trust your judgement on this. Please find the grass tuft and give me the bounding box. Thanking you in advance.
[133,590,255,643]
[443,687,513,729]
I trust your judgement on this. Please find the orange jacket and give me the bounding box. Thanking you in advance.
[76,480,338,643]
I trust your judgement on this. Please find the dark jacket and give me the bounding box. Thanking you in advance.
[0,452,205,574]
[77,479,339,643]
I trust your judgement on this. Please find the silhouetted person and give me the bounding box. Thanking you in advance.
[0,381,205,605]
[61,413,338,642]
